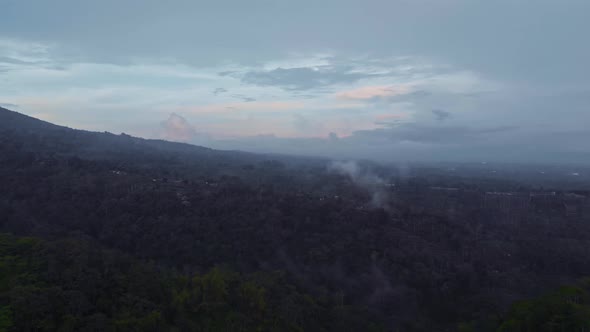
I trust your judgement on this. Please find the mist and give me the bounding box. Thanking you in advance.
[328,160,391,210]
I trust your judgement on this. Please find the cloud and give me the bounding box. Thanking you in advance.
[160,113,196,142]
[0,103,18,109]
[375,114,407,121]
[218,71,236,77]
[335,85,412,100]
[241,66,382,91]
[350,123,517,145]
[2,0,588,85]
[292,113,325,136]
[431,109,451,121]
[231,94,256,102]
[181,101,306,114]
[374,113,408,126]
[384,90,432,103]
[212,87,227,95]
[0,56,36,66]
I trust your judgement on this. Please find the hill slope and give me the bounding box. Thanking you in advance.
[2,107,590,331]
[0,107,64,131]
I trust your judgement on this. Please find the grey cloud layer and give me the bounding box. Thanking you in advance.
[351,123,517,145]
[209,126,590,164]
[432,110,451,121]
[241,66,382,91]
[4,0,587,84]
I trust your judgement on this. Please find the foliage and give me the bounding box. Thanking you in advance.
[0,233,379,331]
[497,280,590,332]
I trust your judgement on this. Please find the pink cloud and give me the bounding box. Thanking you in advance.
[335,85,412,100]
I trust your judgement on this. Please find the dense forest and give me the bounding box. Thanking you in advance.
[1,107,590,331]
[0,233,383,331]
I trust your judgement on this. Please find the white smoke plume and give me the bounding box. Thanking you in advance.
[329,160,391,210]
[160,113,196,142]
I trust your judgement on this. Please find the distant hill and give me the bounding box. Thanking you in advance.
[0,106,211,154]
[0,106,64,131]
[0,106,328,192]
[0,107,263,176]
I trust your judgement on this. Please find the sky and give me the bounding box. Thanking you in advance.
[1,0,589,163]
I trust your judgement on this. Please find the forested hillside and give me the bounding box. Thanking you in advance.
[0,233,381,331]
[1,107,590,331]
